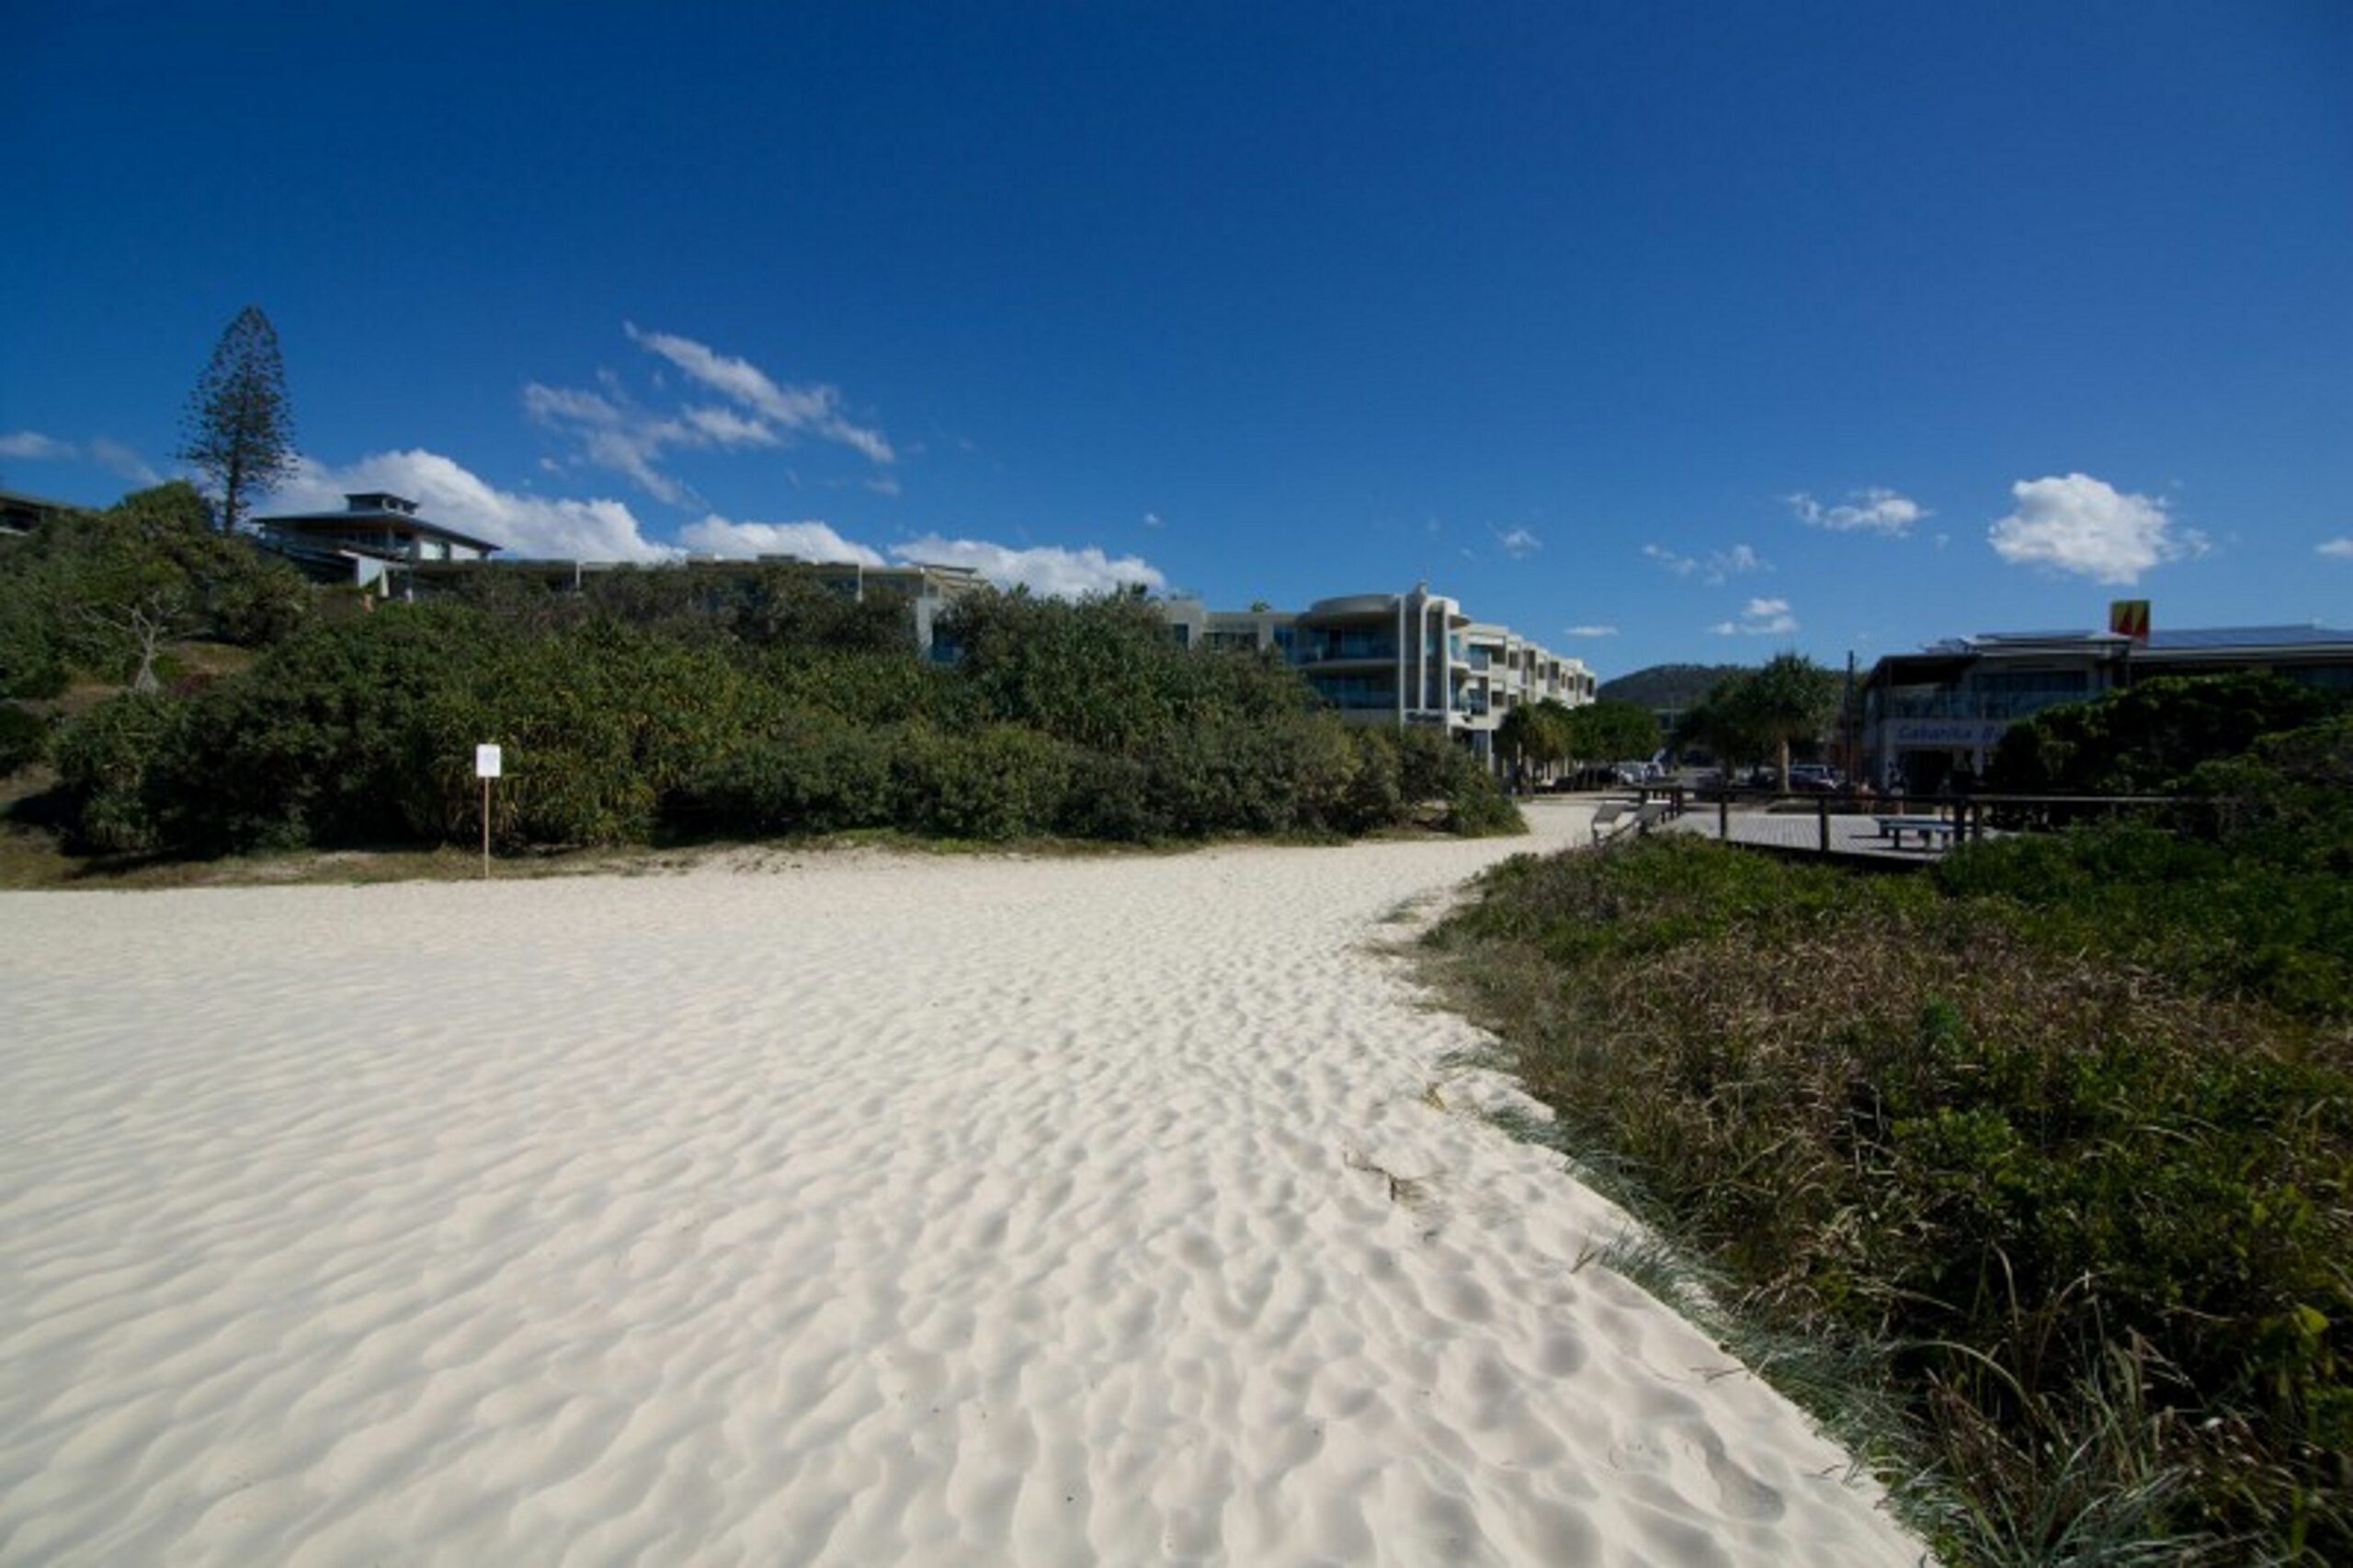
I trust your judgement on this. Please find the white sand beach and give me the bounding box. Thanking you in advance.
[0,801,1922,1566]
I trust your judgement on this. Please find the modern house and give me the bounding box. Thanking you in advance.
[1162,584,1594,766]
[1862,619,2353,792]
[254,493,503,594]
[0,486,80,536]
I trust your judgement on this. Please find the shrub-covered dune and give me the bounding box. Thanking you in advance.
[40,583,1519,859]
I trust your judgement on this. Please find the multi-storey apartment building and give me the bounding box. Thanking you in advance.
[1163,583,1593,766]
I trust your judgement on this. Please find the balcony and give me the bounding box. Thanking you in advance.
[1297,632,1399,665]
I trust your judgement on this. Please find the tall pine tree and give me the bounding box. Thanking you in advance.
[178,306,296,534]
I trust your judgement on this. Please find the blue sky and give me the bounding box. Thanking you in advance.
[6,2,2349,677]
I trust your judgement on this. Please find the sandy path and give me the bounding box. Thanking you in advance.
[0,802,1921,1566]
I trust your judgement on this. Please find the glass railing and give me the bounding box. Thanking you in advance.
[1308,676,1394,708]
[1301,634,1398,662]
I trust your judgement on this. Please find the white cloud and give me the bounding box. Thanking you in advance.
[676,516,882,565]
[890,534,1165,597]
[1493,526,1541,558]
[1711,597,1799,636]
[1563,624,1618,638]
[1788,487,1928,536]
[0,429,76,460]
[2318,538,2353,560]
[1,430,164,489]
[1142,511,1165,528]
[680,405,781,449]
[522,381,699,506]
[1709,544,1768,581]
[88,437,161,485]
[1650,541,1768,583]
[1989,473,2206,585]
[623,323,892,464]
[524,326,894,505]
[270,449,673,562]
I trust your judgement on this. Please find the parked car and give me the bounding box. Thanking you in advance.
[1787,763,1842,793]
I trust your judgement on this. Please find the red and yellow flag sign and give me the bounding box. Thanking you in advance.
[2109,599,2151,642]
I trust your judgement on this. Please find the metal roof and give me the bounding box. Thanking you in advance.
[1918,623,2353,656]
[2140,624,2353,651]
[1971,630,2124,645]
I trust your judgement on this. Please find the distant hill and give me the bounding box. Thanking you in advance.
[1597,663,1747,711]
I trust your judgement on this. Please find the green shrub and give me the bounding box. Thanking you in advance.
[675,709,897,836]
[1443,768,1523,835]
[892,723,1074,840]
[51,693,179,853]
[1337,730,1405,833]
[0,602,70,699]
[37,578,1523,857]
[204,550,311,646]
[1057,750,1161,841]
[1362,725,1525,836]
[0,704,50,775]
[1987,672,2330,796]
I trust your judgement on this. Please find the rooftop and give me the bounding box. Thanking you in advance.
[255,492,501,553]
[1906,622,2353,661]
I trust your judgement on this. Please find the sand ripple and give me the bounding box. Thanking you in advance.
[0,804,1921,1565]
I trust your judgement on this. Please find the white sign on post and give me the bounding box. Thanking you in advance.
[475,744,501,880]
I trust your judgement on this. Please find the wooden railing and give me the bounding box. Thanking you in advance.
[1626,783,2224,858]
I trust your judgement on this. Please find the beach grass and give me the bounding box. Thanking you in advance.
[1416,833,2352,1563]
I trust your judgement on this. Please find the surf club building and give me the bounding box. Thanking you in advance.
[1861,611,2353,793]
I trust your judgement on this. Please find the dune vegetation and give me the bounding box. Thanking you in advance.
[4,485,1518,869]
[1422,677,2353,1563]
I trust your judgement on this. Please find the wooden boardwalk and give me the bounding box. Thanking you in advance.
[1650,803,1983,865]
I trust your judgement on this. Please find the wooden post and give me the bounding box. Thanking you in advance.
[1817,793,1830,855]
[1718,796,1730,843]
[482,777,491,880]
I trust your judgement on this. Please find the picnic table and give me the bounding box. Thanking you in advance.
[1873,813,1958,851]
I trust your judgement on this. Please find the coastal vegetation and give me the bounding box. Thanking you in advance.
[1494,696,1661,790]
[1423,675,2353,1562]
[1670,651,1843,783]
[3,494,1519,865]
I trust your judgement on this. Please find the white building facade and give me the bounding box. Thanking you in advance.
[1163,584,1594,767]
